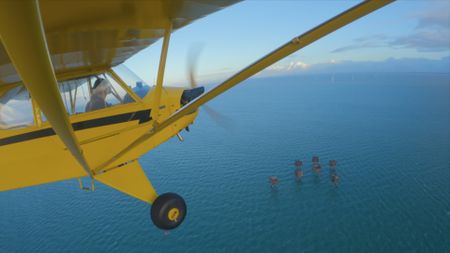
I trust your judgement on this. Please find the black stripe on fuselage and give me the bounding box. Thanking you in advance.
[0,109,151,146]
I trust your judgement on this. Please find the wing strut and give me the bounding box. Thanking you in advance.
[150,21,173,123]
[0,1,92,177]
[95,0,394,171]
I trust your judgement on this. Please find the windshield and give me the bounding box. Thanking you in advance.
[112,65,151,99]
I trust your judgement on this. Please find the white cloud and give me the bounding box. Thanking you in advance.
[266,60,310,73]
[287,61,309,71]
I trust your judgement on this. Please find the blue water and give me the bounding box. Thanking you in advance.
[1,73,449,253]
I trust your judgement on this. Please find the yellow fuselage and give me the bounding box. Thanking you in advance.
[0,86,197,191]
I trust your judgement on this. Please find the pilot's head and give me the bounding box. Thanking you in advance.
[92,78,112,96]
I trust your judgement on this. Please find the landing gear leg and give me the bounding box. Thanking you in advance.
[150,192,187,230]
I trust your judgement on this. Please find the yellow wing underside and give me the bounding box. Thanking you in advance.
[0,0,238,85]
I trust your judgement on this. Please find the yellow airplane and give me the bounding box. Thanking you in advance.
[0,0,394,230]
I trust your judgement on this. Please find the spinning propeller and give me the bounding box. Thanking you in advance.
[182,45,233,130]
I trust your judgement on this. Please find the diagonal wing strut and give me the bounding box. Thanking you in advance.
[0,1,93,177]
[96,0,394,171]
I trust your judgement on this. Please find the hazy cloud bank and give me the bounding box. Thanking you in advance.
[332,4,450,53]
[260,56,450,77]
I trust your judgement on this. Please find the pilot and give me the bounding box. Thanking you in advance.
[85,78,112,112]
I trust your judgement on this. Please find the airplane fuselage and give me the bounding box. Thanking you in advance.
[0,81,198,191]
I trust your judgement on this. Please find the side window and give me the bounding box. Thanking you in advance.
[57,73,135,115]
[0,84,34,129]
[58,77,91,115]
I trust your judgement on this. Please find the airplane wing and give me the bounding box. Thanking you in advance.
[0,0,239,86]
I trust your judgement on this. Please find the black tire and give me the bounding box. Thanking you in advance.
[150,192,187,230]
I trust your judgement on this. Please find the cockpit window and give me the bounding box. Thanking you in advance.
[0,84,34,130]
[113,65,151,99]
[57,73,135,115]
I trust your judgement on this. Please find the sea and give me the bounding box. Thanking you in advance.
[1,73,449,253]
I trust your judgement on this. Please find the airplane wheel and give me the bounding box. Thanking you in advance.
[150,192,187,230]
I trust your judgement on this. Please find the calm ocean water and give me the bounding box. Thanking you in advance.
[1,73,449,253]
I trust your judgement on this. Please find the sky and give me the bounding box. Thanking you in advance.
[124,0,450,86]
